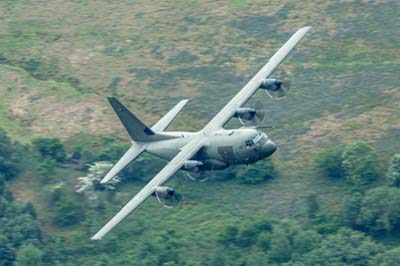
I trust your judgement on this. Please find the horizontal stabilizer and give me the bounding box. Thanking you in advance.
[152,99,189,132]
[100,143,145,184]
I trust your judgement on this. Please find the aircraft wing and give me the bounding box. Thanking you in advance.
[91,137,205,240]
[203,26,311,132]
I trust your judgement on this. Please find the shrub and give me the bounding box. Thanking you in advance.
[357,186,400,232]
[32,138,66,163]
[387,153,400,187]
[0,129,21,180]
[314,148,344,179]
[341,142,379,187]
[52,196,84,226]
[342,192,363,228]
[239,159,276,184]
[297,228,382,266]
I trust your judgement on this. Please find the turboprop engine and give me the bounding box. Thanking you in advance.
[154,186,175,199]
[259,78,290,99]
[183,160,203,171]
[233,107,256,121]
[233,106,266,126]
[153,186,183,208]
[259,78,282,91]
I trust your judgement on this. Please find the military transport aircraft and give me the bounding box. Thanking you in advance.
[91,26,311,240]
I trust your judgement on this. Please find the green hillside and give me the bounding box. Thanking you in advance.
[0,1,399,265]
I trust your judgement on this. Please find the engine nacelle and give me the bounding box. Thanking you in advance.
[233,107,256,121]
[259,78,282,92]
[154,186,175,199]
[183,160,203,170]
[202,159,228,171]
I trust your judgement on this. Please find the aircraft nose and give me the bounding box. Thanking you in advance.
[262,140,277,157]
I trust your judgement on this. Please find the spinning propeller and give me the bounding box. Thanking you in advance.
[265,78,291,100]
[186,163,214,183]
[260,78,291,100]
[236,101,266,127]
[153,185,184,208]
[183,160,213,183]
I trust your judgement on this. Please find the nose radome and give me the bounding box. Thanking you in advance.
[263,140,277,157]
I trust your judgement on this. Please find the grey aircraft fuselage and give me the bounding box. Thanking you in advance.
[145,128,277,171]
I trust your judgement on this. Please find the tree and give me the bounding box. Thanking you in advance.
[314,148,344,179]
[305,192,320,220]
[256,232,271,250]
[245,252,268,266]
[238,159,276,184]
[357,186,400,232]
[36,159,56,182]
[236,220,273,248]
[387,153,400,187]
[369,246,400,266]
[236,224,262,248]
[32,137,66,163]
[268,220,320,264]
[216,225,239,246]
[341,142,379,187]
[342,192,363,228]
[217,218,274,249]
[0,234,16,266]
[269,226,292,263]
[48,186,85,227]
[22,202,37,220]
[0,175,5,196]
[53,195,84,226]
[0,129,20,180]
[5,214,42,246]
[312,211,342,235]
[296,228,382,266]
[14,244,43,266]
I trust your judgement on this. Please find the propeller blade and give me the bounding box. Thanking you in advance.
[155,188,183,208]
[186,163,213,182]
[264,78,291,100]
[254,100,266,125]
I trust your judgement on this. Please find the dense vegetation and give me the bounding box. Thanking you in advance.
[0,0,399,265]
[1,128,400,265]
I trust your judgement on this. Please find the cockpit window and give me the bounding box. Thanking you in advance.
[245,140,254,147]
[253,133,263,144]
[252,133,267,145]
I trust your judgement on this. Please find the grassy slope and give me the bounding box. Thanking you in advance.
[1,0,399,263]
[0,0,398,167]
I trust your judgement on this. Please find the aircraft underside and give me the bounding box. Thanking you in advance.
[145,128,277,172]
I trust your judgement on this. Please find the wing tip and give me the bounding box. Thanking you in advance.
[180,99,190,104]
[301,26,312,31]
[100,174,111,184]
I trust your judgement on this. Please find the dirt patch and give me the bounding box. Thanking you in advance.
[11,182,36,203]
[27,96,116,139]
[9,95,30,116]
[297,104,399,151]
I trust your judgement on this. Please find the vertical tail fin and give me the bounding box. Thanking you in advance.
[108,97,175,142]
